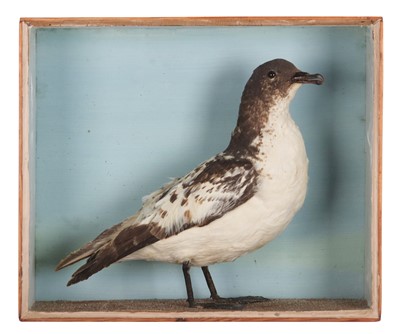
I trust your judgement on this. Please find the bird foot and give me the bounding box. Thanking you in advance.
[190,296,269,310]
[217,295,270,304]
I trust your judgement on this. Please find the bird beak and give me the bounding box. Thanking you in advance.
[292,72,324,85]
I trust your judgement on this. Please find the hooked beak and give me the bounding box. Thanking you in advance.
[292,72,324,85]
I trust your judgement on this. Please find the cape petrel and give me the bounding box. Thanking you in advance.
[56,58,324,309]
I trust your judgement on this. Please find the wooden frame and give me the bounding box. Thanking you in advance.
[19,16,383,321]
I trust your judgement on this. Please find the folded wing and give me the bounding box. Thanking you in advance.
[59,154,259,286]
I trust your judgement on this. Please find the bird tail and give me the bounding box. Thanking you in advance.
[55,214,138,273]
[65,243,119,286]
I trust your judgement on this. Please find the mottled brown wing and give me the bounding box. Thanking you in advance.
[66,154,258,286]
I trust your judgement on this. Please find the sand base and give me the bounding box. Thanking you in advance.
[32,298,369,313]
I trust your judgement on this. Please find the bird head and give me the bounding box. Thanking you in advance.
[242,58,324,104]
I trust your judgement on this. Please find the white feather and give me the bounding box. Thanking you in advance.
[123,89,308,266]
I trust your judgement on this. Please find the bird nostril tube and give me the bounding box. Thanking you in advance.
[292,72,324,85]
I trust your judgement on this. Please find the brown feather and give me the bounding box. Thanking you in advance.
[55,214,137,271]
[66,223,161,285]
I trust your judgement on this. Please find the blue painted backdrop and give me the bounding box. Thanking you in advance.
[33,26,369,301]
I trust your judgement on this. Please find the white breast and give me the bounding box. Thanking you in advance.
[124,108,308,267]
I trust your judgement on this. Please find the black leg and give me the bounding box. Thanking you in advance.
[200,266,270,309]
[182,262,195,307]
[201,266,220,300]
[183,264,270,309]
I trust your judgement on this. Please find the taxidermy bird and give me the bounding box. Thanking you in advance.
[56,58,324,309]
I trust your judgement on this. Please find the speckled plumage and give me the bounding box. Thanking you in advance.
[56,59,323,297]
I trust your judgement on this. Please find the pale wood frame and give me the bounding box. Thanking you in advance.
[19,17,383,322]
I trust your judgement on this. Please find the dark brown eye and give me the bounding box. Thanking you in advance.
[268,71,276,79]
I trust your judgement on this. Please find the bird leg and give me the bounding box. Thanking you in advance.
[201,266,220,300]
[201,266,269,309]
[182,263,269,309]
[182,263,237,309]
[182,262,196,307]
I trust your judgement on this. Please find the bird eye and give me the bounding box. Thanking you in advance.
[267,71,276,79]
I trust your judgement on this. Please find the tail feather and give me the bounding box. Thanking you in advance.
[55,214,137,272]
[66,246,118,286]
[55,242,99,271]
[66,223,160,286]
